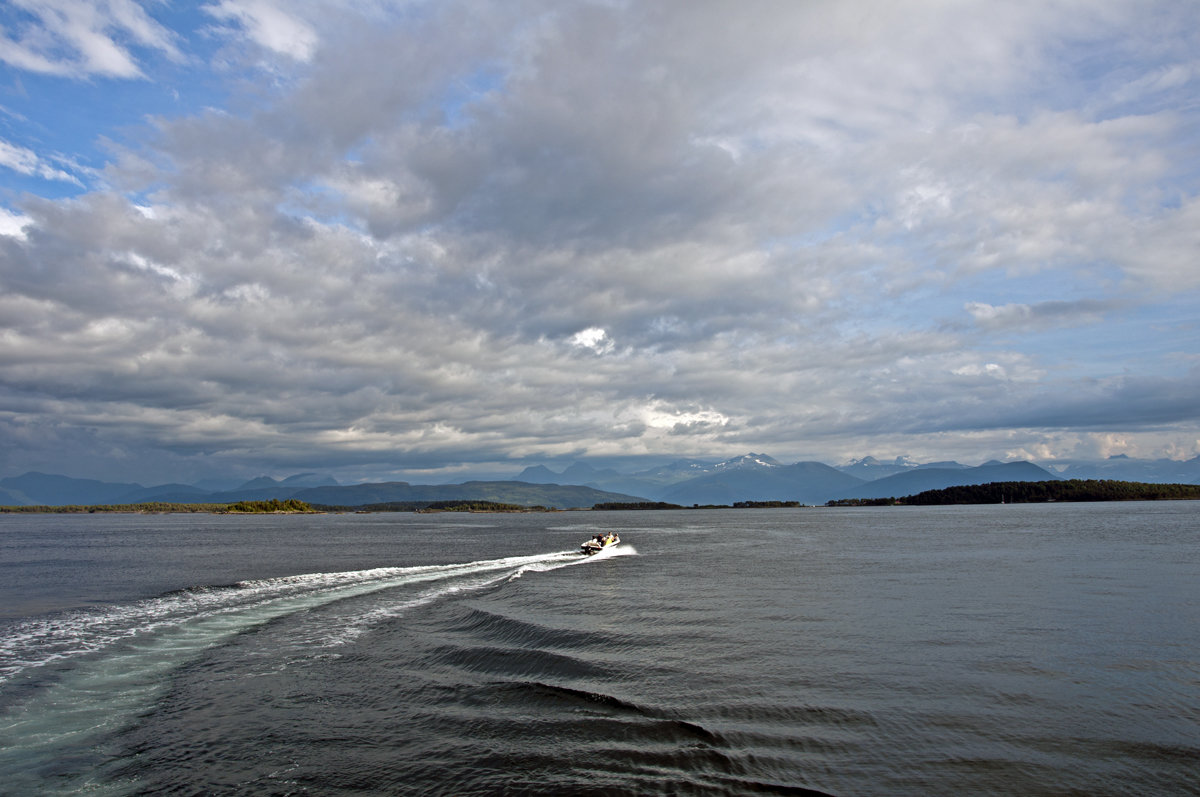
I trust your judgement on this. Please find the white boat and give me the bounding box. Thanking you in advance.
[580,532,620,555]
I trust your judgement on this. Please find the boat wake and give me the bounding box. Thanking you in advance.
[0,548,625,794]
[586,543,638,559]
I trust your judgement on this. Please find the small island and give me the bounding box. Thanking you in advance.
[0,499,320,514]
[826,479,1200,506]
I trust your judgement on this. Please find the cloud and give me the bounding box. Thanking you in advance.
[0,0,181,78]
[964,299,1118,331]
[202,0,318,62]
[0,207,32,238]
[991,371,1200,432]
[569,327,614,355]
[1,0,1199,482]
[0,138,83,185]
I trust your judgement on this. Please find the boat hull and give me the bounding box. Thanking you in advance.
[580,535,620,555]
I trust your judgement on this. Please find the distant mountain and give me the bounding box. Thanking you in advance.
[7,453,1196,508]
[116,483,212,503]
[0,485,32,505]
[1048,455,1200,484]
[158,473,340,503]
[0,472,145,506]
[281,473,339,487]
[515,465,559,484]
[836,456,905,480]
[237,475,284,490]
[0,470,646,509]
[631,459,719,481]
[561,462,622,483]
[511,453,1050,505]
[835,456,968,480]
[834,461,1059,500]
[713,453,783,471]
[603,453,790,501]
[0,471,345,506]
[192,477,245,492]
[294,481,645,509]
[514,459,711,499]
[662,461,865,506]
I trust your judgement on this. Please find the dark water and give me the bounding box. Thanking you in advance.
[1,503,1197,796]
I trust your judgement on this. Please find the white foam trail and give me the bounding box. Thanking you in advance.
[0,551,579,685]
[578,543,638,560]
[0,549,598,794]
[323,544,638,646]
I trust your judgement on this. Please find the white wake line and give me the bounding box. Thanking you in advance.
[0,549,592,685]
[292,545,639,647]
[0,545,637,794]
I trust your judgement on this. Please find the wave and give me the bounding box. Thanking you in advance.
[417,679,837,796]
[0,548,619,794]
[0,550,595,684]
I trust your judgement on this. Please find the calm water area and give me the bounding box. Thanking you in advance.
[1,502,1197,795]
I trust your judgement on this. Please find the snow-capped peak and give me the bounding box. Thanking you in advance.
[716,453,782,470]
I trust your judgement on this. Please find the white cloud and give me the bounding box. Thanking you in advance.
[0,138,83,184]
[203,0,319,61]
[953,362,1007,379]
[965,300,1115,331]
[569,327,614,355]
[638,400,729,432]
[0,207,32,239]
[0,0,181,78]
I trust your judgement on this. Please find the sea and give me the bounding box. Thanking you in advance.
[0,502,1196,796]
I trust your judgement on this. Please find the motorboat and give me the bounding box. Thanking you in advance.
[581,532,620,555]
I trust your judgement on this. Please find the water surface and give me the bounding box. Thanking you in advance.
[1,503,1196,795]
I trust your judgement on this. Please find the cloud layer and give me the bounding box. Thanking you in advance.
[1,0,1198,483]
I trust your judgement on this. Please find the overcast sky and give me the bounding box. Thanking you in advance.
[1,0,1198,485]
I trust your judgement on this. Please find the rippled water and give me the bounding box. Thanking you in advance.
[1,503,1197,795]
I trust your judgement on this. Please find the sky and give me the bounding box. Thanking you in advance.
[1,0,1198,486]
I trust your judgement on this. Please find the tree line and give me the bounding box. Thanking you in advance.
[827,480,1200,506]
[2,499,316,514]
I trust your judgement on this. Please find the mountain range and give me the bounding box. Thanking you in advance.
[3,453,1197,509]
[516,453,1076,505]
[0,472,639,510]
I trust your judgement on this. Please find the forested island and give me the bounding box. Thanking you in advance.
[827,479,1200,506]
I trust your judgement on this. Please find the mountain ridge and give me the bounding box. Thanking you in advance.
[4,452,1197,507]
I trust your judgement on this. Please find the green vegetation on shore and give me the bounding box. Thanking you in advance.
[593,500,805,510]
[827,479,1200,506]
[1,499,317,514]
[224,499,317,513]
[332,500,550,513]
[592,501,687,510]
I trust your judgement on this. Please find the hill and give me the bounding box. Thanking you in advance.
[507,454,1063,505]
[833,461,1058,500]
[1047,455,1200,484]
[894,479,1200,505]
[0,472,145,506]
[294,480,643,509]
[661,461,864,505]
[8,452,1195,508]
